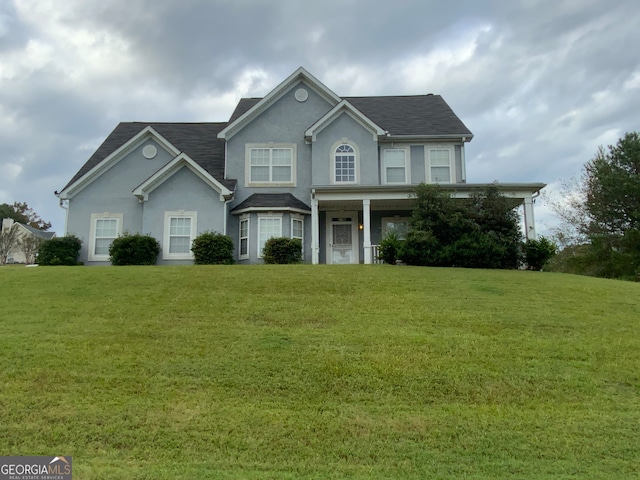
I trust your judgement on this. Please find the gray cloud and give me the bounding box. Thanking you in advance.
[1,0,639,236]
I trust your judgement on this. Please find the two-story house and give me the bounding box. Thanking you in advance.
[56,67,545,265]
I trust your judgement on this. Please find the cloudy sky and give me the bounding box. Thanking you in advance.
[1,0,638,235]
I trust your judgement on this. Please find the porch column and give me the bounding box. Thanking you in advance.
[311,197,319,264]
[363,199,372,264]
[523,197,537,240]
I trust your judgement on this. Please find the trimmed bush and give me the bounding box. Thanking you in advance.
[191,232,234,265]
[263,237,302,264]
[378,232,404,264]
[109,233,160,266]
[524,236,557,271]
[38,235,82,266]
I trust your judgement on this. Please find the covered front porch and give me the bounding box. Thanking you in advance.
[309,183,545,265]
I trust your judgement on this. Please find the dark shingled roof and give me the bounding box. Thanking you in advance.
[21,223,55,240]
[344,95,472,137]
[63,92,471,194]
[228,98,262,123]
[61,122,235,192]
[227,95,472,137]
[230,193,311,213]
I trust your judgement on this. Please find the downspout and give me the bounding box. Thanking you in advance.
[56,194,69,236]
[461,137,467,183]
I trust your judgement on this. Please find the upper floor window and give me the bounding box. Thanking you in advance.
[429,148,453,183]
[334,144,356,183]
[246,144,296,187]
[383,149,409,184]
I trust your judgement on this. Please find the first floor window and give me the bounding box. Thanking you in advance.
[429,148,452,183]
[384,149,408,183]
[291,216,304,254]
[89,213,122,261]
[258,215,282,257]
[164,211,197,259]
[382,217,410,240]
[239,216,249,259]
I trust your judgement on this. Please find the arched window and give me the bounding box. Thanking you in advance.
[335,144,356,183]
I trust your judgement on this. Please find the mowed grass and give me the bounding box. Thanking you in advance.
[0,265,639,479]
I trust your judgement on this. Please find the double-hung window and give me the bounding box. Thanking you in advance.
[291,215,304,254]
[247,144,295,186]
[164,211,197,259]
[257,214,282,258]
[429,148,453,183]
[239,215,249,260]
[89,213,122,261]
[383,149,409,183]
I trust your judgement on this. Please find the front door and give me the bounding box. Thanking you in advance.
[326,213,359,264]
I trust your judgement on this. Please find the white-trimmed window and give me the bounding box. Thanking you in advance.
[291,215,304,254]
[89,213,123,261]
[382,217,410,240]
[383,148,409,184]
[429,148,453,183]
[257,214,282,258]
[334,144,356,183]
[246,144,296,186]
[163,211,197,260]
[239,215,249,260]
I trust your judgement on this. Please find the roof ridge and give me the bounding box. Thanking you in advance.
[344,94,439,99]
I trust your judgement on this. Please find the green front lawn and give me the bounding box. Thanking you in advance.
[1,265,638,478]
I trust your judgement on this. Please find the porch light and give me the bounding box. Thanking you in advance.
[359,224,363,230]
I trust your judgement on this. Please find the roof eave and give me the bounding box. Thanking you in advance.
[383,134,474,142]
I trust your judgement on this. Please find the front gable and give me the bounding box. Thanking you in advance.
[58,126,180,200]
[217,67,341,141]
[133,153,233,202]
[305,100,386,142]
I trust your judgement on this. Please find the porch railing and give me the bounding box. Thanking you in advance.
[370,245,383,264]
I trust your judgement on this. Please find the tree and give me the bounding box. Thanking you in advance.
[0,222,19,265]
[0,202,52,230]
[400,184,523,269]
[16,234,44,264]
[547,132,640,279]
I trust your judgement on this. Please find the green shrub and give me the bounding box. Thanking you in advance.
[38,235,82,266]
[263,237,302,264]
[400,184,523,269]
[378,232,404,264]
[109,233,160,266]
[524,236,557,270]
[191,231,234,265]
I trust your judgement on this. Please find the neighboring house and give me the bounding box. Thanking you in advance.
[56,67,545,265]
[1,218,55,264]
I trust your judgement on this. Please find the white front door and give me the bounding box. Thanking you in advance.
[326,213,359,264]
